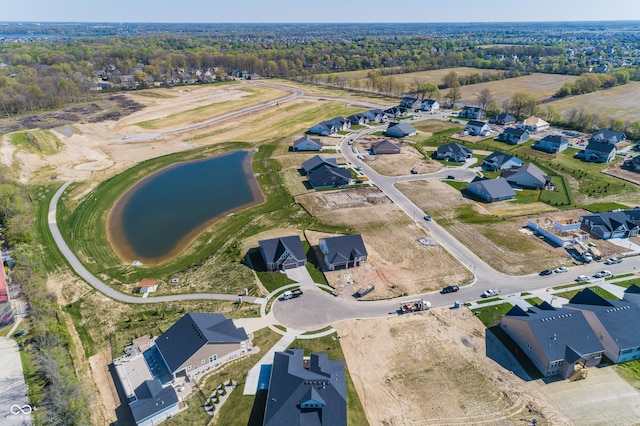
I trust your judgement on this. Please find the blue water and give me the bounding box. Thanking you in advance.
[257,364,272,390]
[111,150,261,262]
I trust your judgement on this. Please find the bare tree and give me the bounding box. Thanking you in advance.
[475,88,493,111]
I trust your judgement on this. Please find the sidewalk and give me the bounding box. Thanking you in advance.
[243,330,301,395]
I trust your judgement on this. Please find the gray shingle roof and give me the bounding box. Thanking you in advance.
[539,134,569,145]
[503,304,604,362]
[586,140,616,154]
[385,122,416,138]
[302,155,338,173]
[482,151,523,169]
[580,210,640,235]
[293,135,322,149]
[591,129,625,143]
[321,234,367,264]
[129,379,179,423]
[502,127,528,137]
[467,177,515,200]
[259,236,306,265]
[625,284,640,294]
[155,313,248,373]
[264,349,347,426]
[307,164,351,188]
[501,162,550,187]
[371,139,401,154]
[437,142,472,158]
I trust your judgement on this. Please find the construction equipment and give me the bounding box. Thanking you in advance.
[400,299,431,314]
[354,284,375,298]
[569,362,588,381]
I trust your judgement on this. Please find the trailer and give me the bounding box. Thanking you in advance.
[400,299,431,314]
[354,284,375,298]
[282,289,303,300]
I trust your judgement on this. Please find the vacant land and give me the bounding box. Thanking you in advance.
[315,67,503,87]
[447,73,578,105]
[335,309,569,425]
[357,136,442,176]
[547,81,640,123]
[296,187,471,297]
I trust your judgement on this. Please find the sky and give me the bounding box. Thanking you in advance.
[1,0,639,23]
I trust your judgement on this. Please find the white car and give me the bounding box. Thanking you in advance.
[481,289,500,298]
[576,275,590,282]
[554,266,568,273]
[593,270,613,278]
[604,257,622,265]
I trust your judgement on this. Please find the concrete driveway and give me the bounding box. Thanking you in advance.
[0,337,32,425]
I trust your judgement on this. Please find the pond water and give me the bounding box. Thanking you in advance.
[108,150,262,263]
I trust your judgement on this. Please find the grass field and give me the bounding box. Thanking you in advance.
[580,201,632,212]
[472,302,514,327]
[547,81,640,123]
[554,286,619,301]
[314,67,502,87]
[8,129,63,155]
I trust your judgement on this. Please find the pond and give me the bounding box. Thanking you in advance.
[107,150,263,264]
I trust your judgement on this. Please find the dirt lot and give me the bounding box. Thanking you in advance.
[296,187,471,298]
[602,160,640,186]
[335,309,570,426]
[357,136,443,176]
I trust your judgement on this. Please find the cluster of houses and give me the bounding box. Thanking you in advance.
[501,287,640,379]
[306,111,416,139]
[258,233,368,272]
[579,207,640,240]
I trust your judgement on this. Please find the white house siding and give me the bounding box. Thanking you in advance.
[294,141,321,151]
[178,342,246,375]
[528,221,568,247]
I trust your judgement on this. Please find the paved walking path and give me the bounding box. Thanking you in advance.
[243,331,300,395]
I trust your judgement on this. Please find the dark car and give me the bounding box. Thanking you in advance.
[423,215,432,221]
[441,285,459,294]
[539,269,553,276]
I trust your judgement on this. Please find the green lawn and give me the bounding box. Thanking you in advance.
[524,296,544,306]
[288,335,369,426]
[62,298,97,358]
[443,180,468,191]
[580,202,632,212]
[454,205,501,225]
[554,286,619,301]
[553,282,583,290]
[476,297,501,304]
[616,360,640,390]
[472,302,514,328]
[539,175,573,207]
[611,278,640,288]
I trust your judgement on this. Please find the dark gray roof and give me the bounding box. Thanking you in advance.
[302,155,338,173]
[491,113,516,123]
[503,303,604,362]
[307,164,351,188]
[586,140,616,154]
[321,234,367,264]
[567,288,640,350]
[591,129,625,143]
[371,139,401,153]
[385,122,416,137]
[437,142,472,157]
[501,163,550,186]
[264,349,346,426]
[482,151,523,169]
[580,210,639,234]
[259,236,306,265]
[502,127,528,137]
[467,177,515,200]
[129,379,179,423]
[423,99,438,105]
[462,106,483,113]
[625,284,640,294]
[293,135,322,149]
[467,120,488,128]
[155,313,248,373]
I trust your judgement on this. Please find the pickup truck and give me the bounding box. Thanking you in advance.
[282,289,303,300]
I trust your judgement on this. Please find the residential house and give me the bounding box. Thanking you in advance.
[466,177,516,203]
[370,139,401,155]
[325,117,350,132]
[399,97,422,110]
[301,155,338,175]
[307,165,351,188]
[489,113,516,126]
[579,209,640,239]
[497,128,529,145]
[137,279,158,294]
[590,129,626,145]
[623,155,640,172]
[384,122,416,138]
[436,142,473,162]
[499,302,605,378]
[501,163,552,189]
[383,106,407,118]
[155,313,250,380]
[292,135,323,152]
[623,284,640,308]
[481,151,523,171]
[580,141,617,163]
[421,99,440,112]
[129,379,179,426]
[307,122,337,136]
[566,288,640,363]
[363,109,387,123]
[520,116,549,132]
[464,120,491,136]
[458,106,485,119]
[258,236,307,271]
[319,234,368,270]
[263,349,347,426]
[348,113,368,126]
[532,135,569,153]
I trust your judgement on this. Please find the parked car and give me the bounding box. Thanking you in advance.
[423,215,432,221]
[554,266,568,273]
[441,285,459,294]
[447,175,455,180]
[604,257,622,265]
[481,289,500,298]
[576,275,590,282]
[593,270,612,278]
[539,269,553,276]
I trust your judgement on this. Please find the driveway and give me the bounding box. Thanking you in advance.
[0,337,32,425]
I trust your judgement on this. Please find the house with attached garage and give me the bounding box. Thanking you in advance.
[623,155,640,172]
[399,97,422,110]
[307,121,338,136]
[436,142,473,162]
[319,234,368,270]
[532,134,569,153]
[154,313,250,380]
[481,151,523,171]
[370,139,401,155]
[464,120,491,136]
[258,235,307,271]
[497,127,529,145]
[129,379,179,426]
[348,113,368,125]
[307,165,351,189]
[565,288,640,364]
[579,209,640,239]
[384,122,416,138]
[301,155,338,175]
[500,302,605,378]
[579,140,617,163]
[383,106,407,119]
[421,99,440,111]
[263,349,347,426]
[519,116,549,133]
[489,113,516,126]
[458,106,485,119]
[466,177,515,203]
[501,163,552,189]
[326,117,350,131]
[590,129,626,146]
[363,109,388,123]
[292,135,323,152]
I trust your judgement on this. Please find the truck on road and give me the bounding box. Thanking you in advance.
[282,289,303,300]
[400,299,431,313]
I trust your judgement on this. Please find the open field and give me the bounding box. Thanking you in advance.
[296,187,471,297]
[356,137,443,176]
[315,67,503,86]
[335,309,569,425]
[547,81,640,123]
[447,73,577,105]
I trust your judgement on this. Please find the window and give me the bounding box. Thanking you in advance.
[209,354,218,363]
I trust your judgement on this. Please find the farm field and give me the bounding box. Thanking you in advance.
[546,81,640,123]
[448,73,578,105]
[314,67,503,86]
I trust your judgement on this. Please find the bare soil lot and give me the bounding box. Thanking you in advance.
[297,187,470,297]
[335,309,569,426]
[357,136,443,176]
[602,159,640,186]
